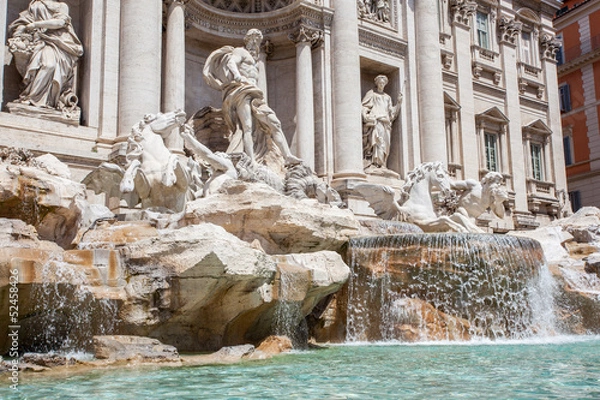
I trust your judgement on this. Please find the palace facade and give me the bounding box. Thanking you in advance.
[0,0,567,229]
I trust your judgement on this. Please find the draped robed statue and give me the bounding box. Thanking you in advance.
[202,29,302,167]
[7,0,83,121]
[361,75,402,169]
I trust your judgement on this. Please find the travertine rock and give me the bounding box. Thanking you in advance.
[93,335,179,362]
[509,226,573,265]
[554,207,600,243]
[184,180,360,254]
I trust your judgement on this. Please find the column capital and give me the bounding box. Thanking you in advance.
[261,39,274,59]
[498,16,522,46]
[540,33,561,62]
[289,26,323,48]
[449,0,477,27]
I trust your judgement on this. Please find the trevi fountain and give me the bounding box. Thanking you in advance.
[0,0,599,399]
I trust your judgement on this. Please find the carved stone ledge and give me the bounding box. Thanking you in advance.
[358,28,407,59]
[6,102,81,126]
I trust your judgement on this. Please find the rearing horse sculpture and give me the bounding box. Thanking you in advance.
[83,110,191,214]
[355,162,482,232]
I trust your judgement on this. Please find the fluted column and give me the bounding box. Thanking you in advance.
[331,0,365,181]
[290,27,322,170]
[416,0,447,163]
[163,0,187,152]
[118,0,163,137]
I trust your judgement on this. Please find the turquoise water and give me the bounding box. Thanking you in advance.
[3,336,600,399]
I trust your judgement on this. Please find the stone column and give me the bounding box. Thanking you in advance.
[118,0,163,137]
[331,0,365,181]
[257,40,273,102]
[163,0,188,152]
[290,27,322,170]
[415,0,447,163]
[499,17,528,212]
[0,2,7,107]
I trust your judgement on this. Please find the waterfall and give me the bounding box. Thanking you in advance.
[345,233,560,342]
[272,266,305,345]
[22,255,118,353]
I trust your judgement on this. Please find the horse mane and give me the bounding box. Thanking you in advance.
[399,161,445,203]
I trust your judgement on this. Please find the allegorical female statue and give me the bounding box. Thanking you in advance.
[7,0,83,120]
[361,75,402,168]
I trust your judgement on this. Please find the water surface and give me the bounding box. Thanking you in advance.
[3,336,599,400]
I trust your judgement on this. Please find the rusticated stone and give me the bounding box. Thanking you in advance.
[93,335,179,362]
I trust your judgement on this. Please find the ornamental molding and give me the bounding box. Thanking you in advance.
[358,28,407,59]
[185,1,332,41]
[498,16,522,45]
[449,0,477,27]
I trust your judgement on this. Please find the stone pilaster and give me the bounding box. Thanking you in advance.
[331,0,365,182]
[451,7,477,179]
[540,33,568,193]
[499,18,528,212]
[163,0,188,153]
[289,27,322,170]
[118,0,163,138]
[416,0,447,163]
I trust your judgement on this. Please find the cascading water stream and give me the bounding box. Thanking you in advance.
[22,255,118,353]
[345,233,560,342]
[272,267,305,345]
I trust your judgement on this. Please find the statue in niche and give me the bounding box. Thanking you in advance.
[361,75,402,169]
[203,28,302,168]
[7,0,83,123]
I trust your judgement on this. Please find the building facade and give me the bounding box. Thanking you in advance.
[1,0,566,229]
[555,0,600,211]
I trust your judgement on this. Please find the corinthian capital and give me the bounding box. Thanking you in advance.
[540,34,562,61]
[289,27,324,48]
[498,16,522,45]
[450,0,478,26]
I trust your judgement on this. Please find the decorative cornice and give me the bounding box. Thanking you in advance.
[185,1,332,42]
[498,16,522,46]
[358,28,407,59]
[450,0,477,27]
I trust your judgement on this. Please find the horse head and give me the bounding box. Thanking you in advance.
[425,161,452,197]
[144,109,187,138]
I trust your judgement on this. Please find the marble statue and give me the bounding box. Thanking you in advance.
[361,75,402,168]
[179,124,238,197]
[355,162,484,232]
[202,29,302,166]
[83,110,193,215]
[450,172,509,222]
[7,0,83,121]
